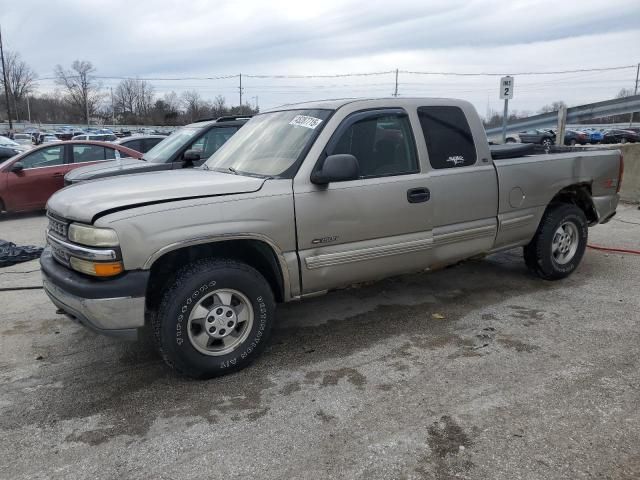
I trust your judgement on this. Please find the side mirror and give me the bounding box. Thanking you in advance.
[311,154,359,185]
[183,149,201,163]
[10,161,24,173]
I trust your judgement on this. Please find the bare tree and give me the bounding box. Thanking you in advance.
[616,88,634,98]
[0,51,37,120]
[539,101,567,114]
[113,77,155,123]
[211,95,226,117]
[54,60,102,123]
[181,90,204,122]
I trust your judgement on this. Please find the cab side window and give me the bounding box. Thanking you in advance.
[329,113,418,178]
[418,106,477,169]
[20,146,64,169]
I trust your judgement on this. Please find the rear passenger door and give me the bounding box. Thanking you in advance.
[416,105,498,264]
[294,109,435,294]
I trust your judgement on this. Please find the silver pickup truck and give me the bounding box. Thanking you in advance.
[41,98,623,378]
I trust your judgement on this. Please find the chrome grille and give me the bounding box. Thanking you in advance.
[47,214,68,238]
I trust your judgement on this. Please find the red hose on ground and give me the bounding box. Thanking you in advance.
[587,244,640,255]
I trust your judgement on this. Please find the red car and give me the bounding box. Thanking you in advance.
[0,141,142,214]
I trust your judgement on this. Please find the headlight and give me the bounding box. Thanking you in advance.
[68,223,119,247]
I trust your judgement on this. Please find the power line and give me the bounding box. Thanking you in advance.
[33,64,636,83]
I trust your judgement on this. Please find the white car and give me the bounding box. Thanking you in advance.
[42,135,62,144]
[12,133,33,147]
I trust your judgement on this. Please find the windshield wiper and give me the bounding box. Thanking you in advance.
[227,167,238,175]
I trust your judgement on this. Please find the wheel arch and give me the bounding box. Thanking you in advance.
[548,183,598,225]
[145,236,289,314]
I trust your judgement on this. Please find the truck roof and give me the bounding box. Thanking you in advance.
[266,97,472,112]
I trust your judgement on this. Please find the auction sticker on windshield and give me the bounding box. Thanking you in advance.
[289,115,323,129]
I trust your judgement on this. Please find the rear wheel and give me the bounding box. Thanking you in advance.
[541,138,553,147]
[523,204,588,280]
[152,258,275,378]
[621,137,628,144]
[569,139,577,146]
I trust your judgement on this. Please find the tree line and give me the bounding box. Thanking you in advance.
[0,55,257,126]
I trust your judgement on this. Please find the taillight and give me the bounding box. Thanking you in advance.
[617,152,624,193]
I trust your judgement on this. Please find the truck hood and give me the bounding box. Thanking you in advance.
[48,169,265,223]
[65,158,161,183]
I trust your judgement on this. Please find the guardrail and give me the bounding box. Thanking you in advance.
[485,95,640,136]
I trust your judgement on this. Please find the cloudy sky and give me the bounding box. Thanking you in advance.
[2,0,639,115]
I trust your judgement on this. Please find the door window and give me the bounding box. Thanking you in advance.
[188,127,237,160]
[20,146,64,169]
[418,106,477,169]
[329,113,418,178]
[122,139,143,152]
[143,137,163,152]
[72,145,108,163]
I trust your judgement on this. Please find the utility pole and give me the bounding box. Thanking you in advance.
[393,68,399,97]
[556,105,567,147]
[0,25,13,130]
[110,87,115,127]
[26,95,30,123]
[629,62,639,127]
[239,73,243,107]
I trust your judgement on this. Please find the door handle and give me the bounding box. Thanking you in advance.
[52,173,64,177]
[407,187,430,203]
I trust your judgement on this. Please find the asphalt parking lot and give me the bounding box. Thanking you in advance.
[1,205,639,480]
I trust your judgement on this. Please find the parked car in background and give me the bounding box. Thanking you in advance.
[71,133,118,142]
[13,133,34,146]
[115,134,166,153]
[582,128,604,144]
[564,130,589,146]
[625,127,640,135]
[0,141,142,214]
[603,129,639,144]
[42,135,63,144]
[518,129,555,146]
[65,116,249,184]
[0,136,30,162]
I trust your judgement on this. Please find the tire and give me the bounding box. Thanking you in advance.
[523,204,588,280]
[541,138,553,147]
[152,258,275,379]
[621,137,627,144]
[569,139,577,146]
[506,138,516,144]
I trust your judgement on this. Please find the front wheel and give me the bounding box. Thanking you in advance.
[541,138,553,147]
[523,204,588,280]
[152,258,275,378]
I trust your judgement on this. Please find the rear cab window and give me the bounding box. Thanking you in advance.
[417,106,477,169]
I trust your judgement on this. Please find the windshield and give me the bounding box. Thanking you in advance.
[204,109,331,177]
[144,126,199,163]
[0,136,19,147]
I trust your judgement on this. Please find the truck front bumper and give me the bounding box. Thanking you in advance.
[40,248,149,340]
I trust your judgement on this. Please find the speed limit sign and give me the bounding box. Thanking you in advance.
[500,76,514,99]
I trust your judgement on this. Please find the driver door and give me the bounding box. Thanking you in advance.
[293,109,435,294]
